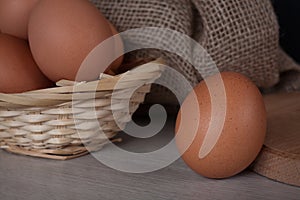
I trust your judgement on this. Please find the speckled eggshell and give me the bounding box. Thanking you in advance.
[175,72,267,178]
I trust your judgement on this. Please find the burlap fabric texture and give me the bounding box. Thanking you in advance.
[89,0,300,186]
[90,0,300,103]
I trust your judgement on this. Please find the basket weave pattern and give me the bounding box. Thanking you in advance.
[0,61,163,159]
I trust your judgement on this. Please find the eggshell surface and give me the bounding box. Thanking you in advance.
[175,72,267,178]
[0,0,39,39]
[0,33,53,93]
[28,0,115,82]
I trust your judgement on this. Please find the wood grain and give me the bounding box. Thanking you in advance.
[252,92,300,187]
[1,119,299,200]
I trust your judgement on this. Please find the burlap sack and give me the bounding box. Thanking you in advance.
[90,0,300,103]
[89,0,300,186]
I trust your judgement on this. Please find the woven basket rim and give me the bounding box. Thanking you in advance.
[0,58,164,107]
[0,59,164,159]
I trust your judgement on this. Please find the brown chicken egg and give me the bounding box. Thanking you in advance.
[0,0,39,39]
[175,72,267,178]
[28,0,117,82]
[0,33,53,93]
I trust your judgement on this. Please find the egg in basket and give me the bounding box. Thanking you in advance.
[0,0,164,159]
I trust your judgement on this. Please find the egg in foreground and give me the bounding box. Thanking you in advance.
[175,72,267,178]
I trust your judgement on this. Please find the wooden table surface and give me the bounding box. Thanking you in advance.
[0,118,299,200]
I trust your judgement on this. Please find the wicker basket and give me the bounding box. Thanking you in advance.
[0,59,164,160]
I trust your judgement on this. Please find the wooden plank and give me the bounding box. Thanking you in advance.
[252,92,300,186]
[0,118,299,200]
